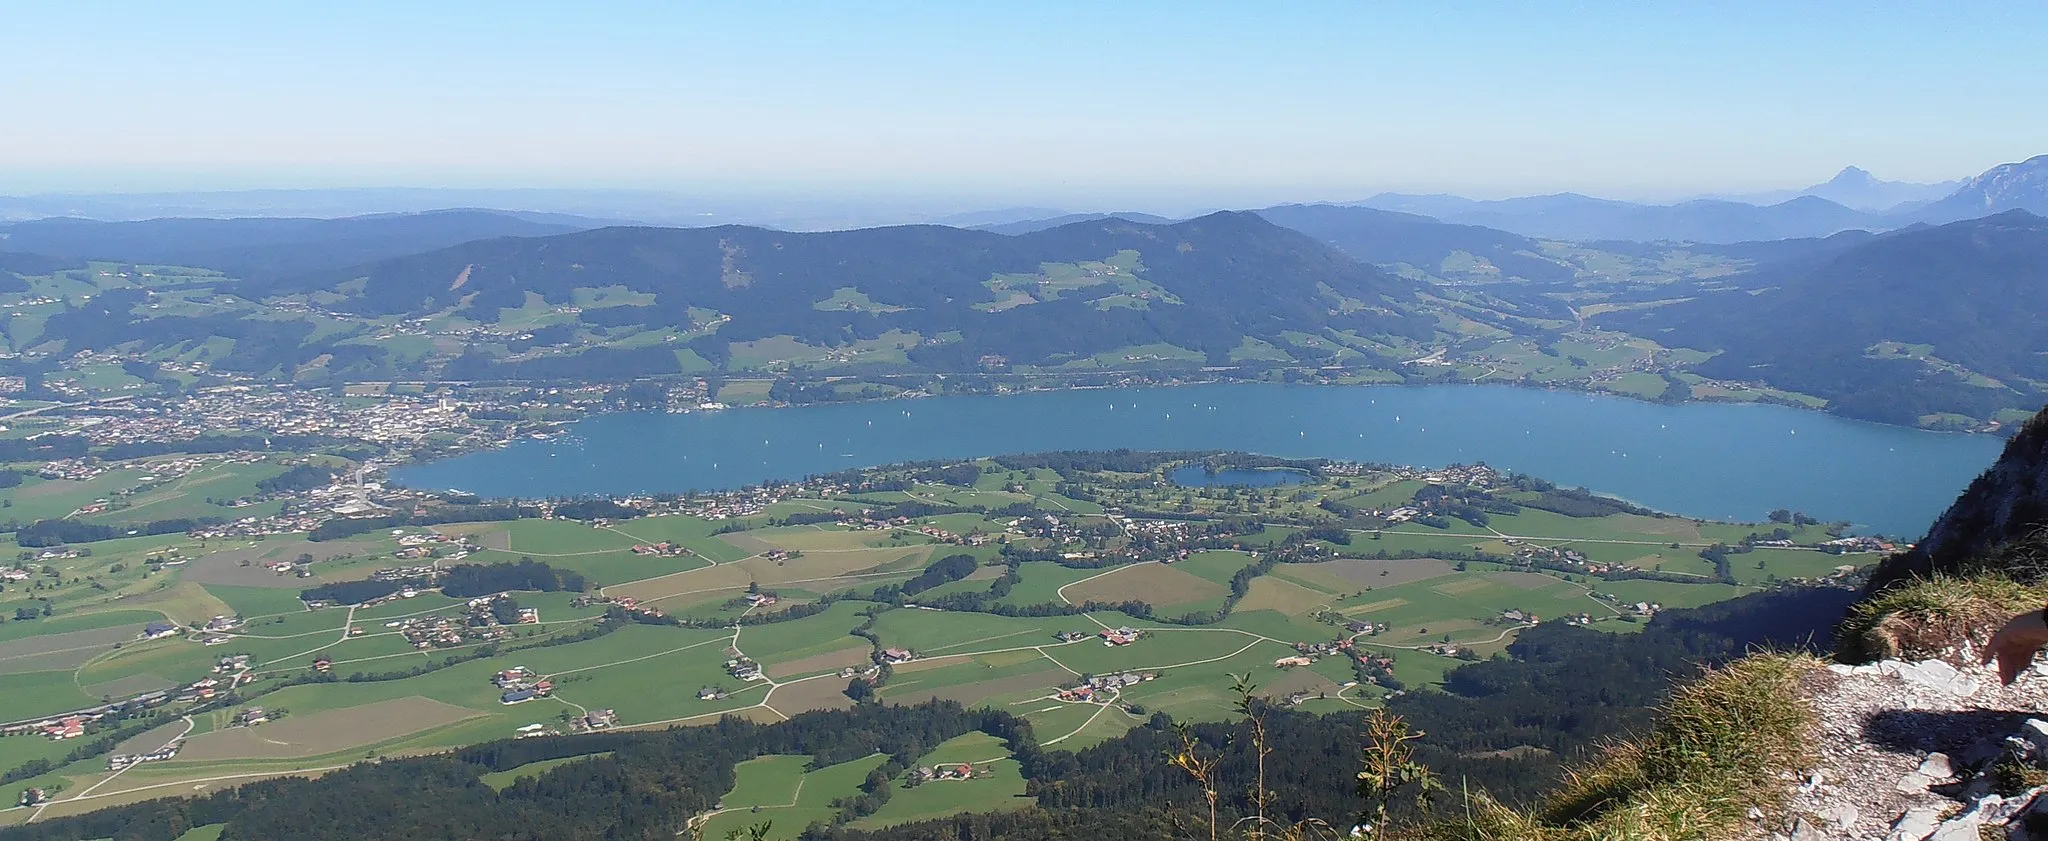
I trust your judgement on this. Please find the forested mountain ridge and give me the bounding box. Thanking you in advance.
[1600,210,2048,425]
[1252,203,1577,283]
[286,211,1441,369]
[968,211,1179,235]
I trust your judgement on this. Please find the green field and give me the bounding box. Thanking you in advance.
[719,754,810,808]
[995,562,1101,607]
[479,751,614,791]
[0,609,163,644]
[854,758,1030,828]
[203,584,312,619]
[699,754,889,841]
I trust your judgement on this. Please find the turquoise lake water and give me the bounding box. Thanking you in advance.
[392,384,2008,537]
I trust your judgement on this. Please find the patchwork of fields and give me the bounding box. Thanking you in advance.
[0,454,1873,832]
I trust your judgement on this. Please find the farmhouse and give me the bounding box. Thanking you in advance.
[583,709,618,729]
[18,788,47,807]
[725,658,765,680]
[881,647,916,664]
[501,689,540,705]
[1274,655,1315,668]
[44,717,85,740]
[924,762,979,781]
[1100,627,1141,646]
[142,621,180,640]
[236,707,268,726]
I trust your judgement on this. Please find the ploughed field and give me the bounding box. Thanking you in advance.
[0,453,1865,829]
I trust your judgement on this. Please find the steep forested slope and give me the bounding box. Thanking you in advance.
[1603,211,2048,424]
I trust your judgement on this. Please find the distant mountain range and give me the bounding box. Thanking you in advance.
[1600,210,2048,425]
[977,187,1933,248]
[5,157,2047,428]
[1347,192,1883,244]
[1307,156,2045,243]
[1703,166,1961,212]
[0,210,595,279]
[1796,166,1960,212]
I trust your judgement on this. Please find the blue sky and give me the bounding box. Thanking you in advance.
[2,1,2044,205]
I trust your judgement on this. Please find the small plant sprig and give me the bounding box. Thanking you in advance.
[1168,721,1223,841]
[1356,708,1443,841]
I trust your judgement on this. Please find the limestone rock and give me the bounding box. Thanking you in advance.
[1782,654,2048,840]
[1917,752,1954,779]
[1884,805,1943,841]
[1821,801,1858,826]
[1927,816,1978,841]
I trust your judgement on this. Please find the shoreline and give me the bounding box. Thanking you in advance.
[386,381,2003,538]
[403,376,2007,471]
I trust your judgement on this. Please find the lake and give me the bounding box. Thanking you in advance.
[1169,465,1312,487]
[393,384,2007,537]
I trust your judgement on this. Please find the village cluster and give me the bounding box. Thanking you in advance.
[1054,670,1158,703]
[361,594,539,652]
[1052,626,1148,647]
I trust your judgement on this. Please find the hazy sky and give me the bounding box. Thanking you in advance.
[3,1,2045,206]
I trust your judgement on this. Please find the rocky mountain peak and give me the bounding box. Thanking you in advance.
[1926,155,2048,218]
[1827,165,1877,186]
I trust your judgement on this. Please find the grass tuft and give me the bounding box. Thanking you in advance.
[1406,653,1820,841]
[1836,575,2045,665]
